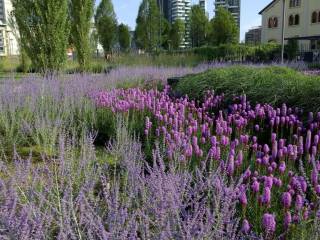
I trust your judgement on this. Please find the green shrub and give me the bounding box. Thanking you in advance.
[175,66,320,113]
[193,44,281,62]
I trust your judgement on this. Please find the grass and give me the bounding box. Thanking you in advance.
[174,65,320,113]
[0,52,206,76]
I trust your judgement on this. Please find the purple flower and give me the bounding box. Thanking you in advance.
[241,219,250,234]
[262,213,276,233]
[262,187,271,206]
[239,191,248,207]
[295,195,304,211]
[251,180,260,193]
[282,192,292,209]
[227,155,235,176]
[284,211,292,229]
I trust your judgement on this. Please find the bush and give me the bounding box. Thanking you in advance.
[193,44,281,63]
[174,66,320,113]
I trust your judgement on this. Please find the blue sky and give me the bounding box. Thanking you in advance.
[97,0,271,41]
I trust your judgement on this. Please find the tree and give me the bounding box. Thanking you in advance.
[94,0,117,58]
[168,19,185,50]
[69,0,94,71]
[11,0,69,73]
[134,0,161,51]
[190,5,209,48]
[208,7,239,46]
[8,12,29,72]
[160,18,170,50]
[118,24,130,52]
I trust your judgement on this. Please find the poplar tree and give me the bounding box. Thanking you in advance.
[134,0,161,51]
[208,7,239,46]
[190,5,209,48]
[118,24,131,52]
[169,19,185,50]
[69,0,94,71]
[11,0,69,73]
[94,0,117,57]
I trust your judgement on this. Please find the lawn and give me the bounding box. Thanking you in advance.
[0,64,320,239]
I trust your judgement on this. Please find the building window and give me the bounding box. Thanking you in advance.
[294,14,300,25]
[290,0,301,8]
[268,18,273,28]
[318,11,320,22]
[311,40,320,50]
[0,30,4,53]
[289,14,299,26]
[312,11,318,23]
[289,15,294,25]
[268,17,278,28]
[273,17,278,27]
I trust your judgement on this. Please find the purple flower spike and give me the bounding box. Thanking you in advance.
[241,219,250,234]
[252,180,260,193]
[262,213,276,233]
[239,191,248,207]
[282,192,292,209]
[262,187,271,206]
[295,195,304,211]
[284,211,292,229]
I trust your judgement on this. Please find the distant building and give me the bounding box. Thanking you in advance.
[157,0,170,20]
[158,0,191,48]
[214,0,241,28]
[245,26,262,45]
[259,0,320,51]
[0,0,19,56]
[199,0,206,13]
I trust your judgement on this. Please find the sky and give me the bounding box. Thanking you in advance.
[97,0,271,41]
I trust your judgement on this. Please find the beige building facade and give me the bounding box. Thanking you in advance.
[0,0,19,56]
[259,0,320,51]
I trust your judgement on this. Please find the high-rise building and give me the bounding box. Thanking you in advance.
[214,0,241,28]
[158,0,191,48]
[157,0,170,21]
[0,0,19,56]
[245,26,262,45]
[199,0,206,13]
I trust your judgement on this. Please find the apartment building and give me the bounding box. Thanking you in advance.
[259,0,320,51]
[245,26,262,45]
[166,0,191,48]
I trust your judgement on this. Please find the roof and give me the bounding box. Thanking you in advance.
[259,0,277,15]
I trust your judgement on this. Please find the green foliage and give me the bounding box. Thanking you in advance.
[11,0,69,73]
[90,29,99,56]
[134,0,161,51]
[175,66,320,113]
[118,24,131,52]
[193,43,281,62]
[208,7,239,46]
[169,19,185,50]
[190,5,209,48]
[95,0,118,54]
[69,0,94,72]
[285,39,299,60]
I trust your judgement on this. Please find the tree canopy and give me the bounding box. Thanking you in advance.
[208,7,239,46]
[11,0,69,73]
[95,0,118,55]
[134,0,161,51]
[169,19,185,50]
[69,0,94,71]
[190,5,209,48]
[118,24,131,52]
